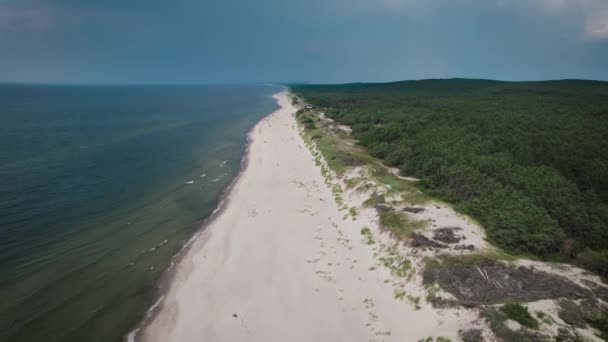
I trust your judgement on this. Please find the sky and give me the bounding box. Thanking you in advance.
[0,0,607,84]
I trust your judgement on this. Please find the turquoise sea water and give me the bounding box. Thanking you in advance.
[0,84,281,342]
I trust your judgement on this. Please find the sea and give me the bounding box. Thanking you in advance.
[0,84,282,342]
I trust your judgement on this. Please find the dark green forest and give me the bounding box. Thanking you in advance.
[292,79,608,276]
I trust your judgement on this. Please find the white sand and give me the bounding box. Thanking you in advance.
[138,92,480,342]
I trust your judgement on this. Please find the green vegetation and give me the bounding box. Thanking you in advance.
[555,328,586,342]
[500,302,539,329]
[360,226,375,245]
[482,308,539,342]
[535,311,555,325]
[418,337,451,342]
[296,108,373,178]
[349,206,358,219]
[379,209,424,237]
[363,193,385,207]
[459,329,484,342]
[293,79,608,276]
[371,166,413,193]
[379,253,411,277]
[427,251,516,270]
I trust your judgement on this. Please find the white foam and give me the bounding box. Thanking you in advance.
[211,173,228,182]
[182,232,201,250]
[147,296,164,315]
[200,173,206,177]
[125,296,165,341]
[212,200,225,215]
[126,328,140,342]
[185,180,194,184]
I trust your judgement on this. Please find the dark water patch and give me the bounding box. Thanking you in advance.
[0,84,281,341]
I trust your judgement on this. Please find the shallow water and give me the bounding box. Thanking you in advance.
[0,84,280,342]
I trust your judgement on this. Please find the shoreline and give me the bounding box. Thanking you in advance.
[126,90,283,342]
[136,90,479,342]
[136,90,482,342]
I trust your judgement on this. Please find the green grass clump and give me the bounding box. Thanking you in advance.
[500,302,539,329]
[360,227,375,245]
[535,311,554,325]
[349,206,358,219]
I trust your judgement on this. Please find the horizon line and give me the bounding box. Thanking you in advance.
[1,77,607,87]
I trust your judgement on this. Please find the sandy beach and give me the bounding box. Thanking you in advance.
[137,91,483,342]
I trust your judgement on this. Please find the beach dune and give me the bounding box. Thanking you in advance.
[138,92,474,342]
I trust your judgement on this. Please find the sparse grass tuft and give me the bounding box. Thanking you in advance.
[459,329,484,342]
[482,308,539,342]
[406,294,422,310]
[535,311,554,325]
[344,177,364,189]
[371,166,429,203]
[378,210,424,238]
[379,254,411,277]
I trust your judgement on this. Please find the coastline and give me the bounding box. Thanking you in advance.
[125,90,281,342]
[134,90,297,341]
[136,90,479,342]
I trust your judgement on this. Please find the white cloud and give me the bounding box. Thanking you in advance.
[497,0,608,39]
[343,0,608,39]
[586,10,608,39]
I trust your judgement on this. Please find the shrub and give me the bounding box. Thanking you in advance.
[500,302,539,329]
[576,248,608,278]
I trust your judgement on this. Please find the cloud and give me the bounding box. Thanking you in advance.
[586,10,608,39]
[497,0,608,39]
[332,0,608,40]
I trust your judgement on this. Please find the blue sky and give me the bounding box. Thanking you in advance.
[1,0,607,83]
